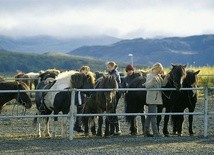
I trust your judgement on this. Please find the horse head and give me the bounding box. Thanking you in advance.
[16,81,32,109]
[183,70,200,87]
[71,72,95,89]
[98,75,118,112]
[169,64,187,90]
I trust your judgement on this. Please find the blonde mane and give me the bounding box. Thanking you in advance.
[51,70,78,89]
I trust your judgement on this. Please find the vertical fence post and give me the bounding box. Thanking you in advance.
[69,89,76,140]
[203,87,209,137]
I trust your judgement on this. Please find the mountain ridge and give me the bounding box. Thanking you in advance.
[0,35,121,53]
[69,34,214,66]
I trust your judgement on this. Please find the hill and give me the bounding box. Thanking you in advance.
[69,34,214,66]
[0,35,121,53]
[0,50,106,74]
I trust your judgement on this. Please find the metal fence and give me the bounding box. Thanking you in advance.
[0,87,214,140]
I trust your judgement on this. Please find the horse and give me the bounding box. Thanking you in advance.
[157,64,187,136]
[0,81,32,113]
[82,75,118,137]
[33,71,95,138]
[15,73,31,87]
[125,64,186,135]
[124,76,147,135]
[171,70,200,136]
[38,69,61,82]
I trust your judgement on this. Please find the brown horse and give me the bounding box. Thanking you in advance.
[15,73,31,87]
[82,75,118,137]
[0,81,32,113]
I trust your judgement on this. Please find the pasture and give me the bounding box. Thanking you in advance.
[0,66,214,154]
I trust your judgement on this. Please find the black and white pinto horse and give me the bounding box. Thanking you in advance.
[171,70,200,136]
[33,71,95,138]
[125,64,186,135]
[0,81,32,113]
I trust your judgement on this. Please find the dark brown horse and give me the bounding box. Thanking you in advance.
[157,64,187,136]
[82,75,118,137]
[171,70,200,136]
[125,64,186,136]
[0,81,32,113]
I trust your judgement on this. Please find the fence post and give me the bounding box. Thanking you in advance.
[69,89,76,140]
[203,87,209,137]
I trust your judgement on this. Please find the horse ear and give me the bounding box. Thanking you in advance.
[171,63,176,68]
[194,70,200,75]
[183,64,187,68]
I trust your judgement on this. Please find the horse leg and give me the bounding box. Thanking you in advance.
[43,117,51,137]
[163,108,171,137]
[188,108,195,136]
[104,116,111,137]
[33,111,42,137]
[83,116,89,136]
[176,115,184,136]
[172,115,178,135]
[97,116,103,136]
[61,111,69,138]
[61,117,67,138]
[141,115,145,134]
[90,116,97,135]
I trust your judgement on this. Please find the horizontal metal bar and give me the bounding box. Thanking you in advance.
[198,74,214,77]
[0,87,207,93]
[0,112,206,119]
[0,114,69,119]
[76,112,204,117]
[4,78,39,80]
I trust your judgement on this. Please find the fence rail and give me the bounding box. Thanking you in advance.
[0,87,214,140]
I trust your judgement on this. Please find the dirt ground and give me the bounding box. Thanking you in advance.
[0,96,214,154]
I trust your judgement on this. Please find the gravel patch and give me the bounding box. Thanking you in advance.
[0,97,214,154]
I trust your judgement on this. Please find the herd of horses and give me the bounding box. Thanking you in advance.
[0,65,200,138]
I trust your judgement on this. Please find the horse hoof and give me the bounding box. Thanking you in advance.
[189,132,195,136]
[164,134,170,137]
[96,132,103,137]
[130,132,137,135]
[92,132,97,135]
[172,132,177,135]
[177,133,182,137]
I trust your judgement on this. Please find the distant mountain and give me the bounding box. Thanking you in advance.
[69,34,214,66]
[0,50,106,74]
[0,35,121,53]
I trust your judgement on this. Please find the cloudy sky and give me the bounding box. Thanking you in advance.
[0,0,214,39]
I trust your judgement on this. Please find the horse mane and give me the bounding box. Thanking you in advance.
[52,70,78,89]
[99,75,118,89]
[87,71,96,86]
[16,81,30,90]
[46,69,61,75]
[15,73,29,78]
[0,76,4,82]
[128,76,146,88]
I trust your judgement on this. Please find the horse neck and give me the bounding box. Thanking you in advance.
[0,83,18,104]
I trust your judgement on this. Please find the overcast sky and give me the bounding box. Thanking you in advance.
[0,0,214,39]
